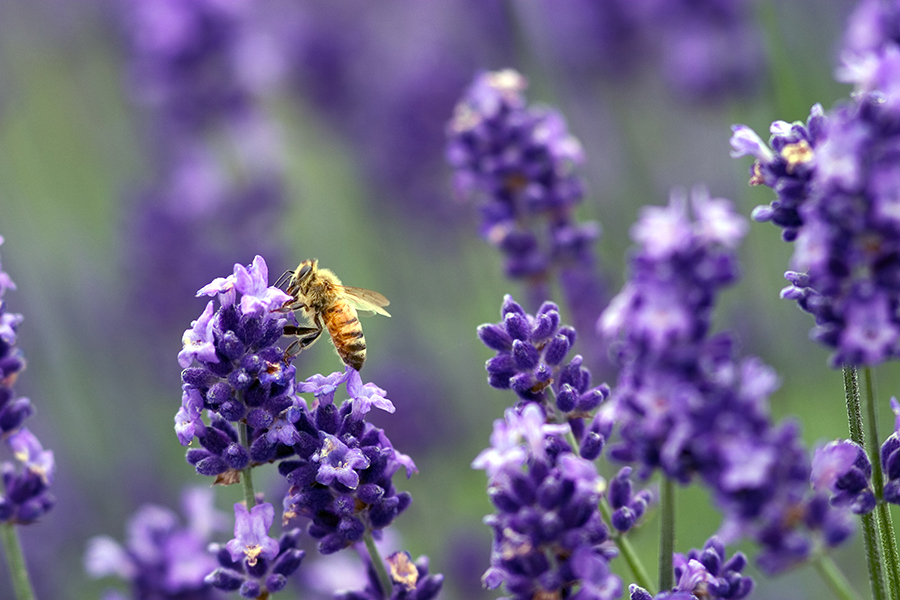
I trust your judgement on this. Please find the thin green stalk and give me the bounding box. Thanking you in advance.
[0,523,35,600]
[364,530,393,597]
[238,421,256,509]
[658,477,675,592]
[599,500,655,593]
[843,365,887,600]
[863,367,900,600]
[813,554,864,600]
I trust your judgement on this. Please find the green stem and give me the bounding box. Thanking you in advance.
[238,421,256,509]
[0,523,35,600]
[363,530,393,597]
[813,554,864,600]
[599,500,655,593]
[658,477,675,592]
[863,368,900,600]
[843,365,887,600]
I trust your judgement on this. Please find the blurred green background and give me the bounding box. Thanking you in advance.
[1,0,898,598]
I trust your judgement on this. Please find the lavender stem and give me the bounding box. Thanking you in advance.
[658,477,675,592]
[863,367,900,600]
[599,499,655,593]
[843,364,887,600]
[363,530,393,597]
[813,553,863,600]
[238,420,256,509]
[0,523,35,600]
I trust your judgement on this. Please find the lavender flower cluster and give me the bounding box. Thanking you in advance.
[0,236,55,526]
[599,188,852,573]
[472,404,621,600]
[446,69,605,335]
[280,367,416,555]
[87,253,440,599]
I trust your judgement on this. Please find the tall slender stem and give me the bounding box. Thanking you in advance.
[863,367,900,600]
[0,523,35,600]
[599,499,655,593]
[238,421,256,509]
[658,477,675,592]
[813,554,864,600]
[843,365,887,600]
[363,530,393,597]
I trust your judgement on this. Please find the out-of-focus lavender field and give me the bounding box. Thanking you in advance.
[1,0,898,598]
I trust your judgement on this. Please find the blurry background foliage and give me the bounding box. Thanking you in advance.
[0,0,895,598]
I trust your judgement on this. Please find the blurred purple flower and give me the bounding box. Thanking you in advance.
[85,488,225,599]
[600,190,851,572]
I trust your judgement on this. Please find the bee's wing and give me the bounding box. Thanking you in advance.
[340,286,391,317]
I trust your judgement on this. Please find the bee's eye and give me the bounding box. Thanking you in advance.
[297,265,312,280]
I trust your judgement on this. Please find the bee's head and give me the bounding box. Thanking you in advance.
[292,259,317,290]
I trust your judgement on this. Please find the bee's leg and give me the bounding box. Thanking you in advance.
[283,325,321,345]
[273,269,295,289]
[282,315,324,362]
[274,300,308,314]
[298,313,324,349]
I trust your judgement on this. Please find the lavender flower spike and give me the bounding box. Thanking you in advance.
[178,256,300,480]
[473,403,620,600]
[0,235,55,525]
[447,68,606,342]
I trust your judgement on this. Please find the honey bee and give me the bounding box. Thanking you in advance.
[280,259,390,371]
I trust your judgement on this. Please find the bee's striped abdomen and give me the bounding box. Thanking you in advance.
[324,301,367,371]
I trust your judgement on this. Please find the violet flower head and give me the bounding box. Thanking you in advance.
[473,404,621,600]
[0,236,55,525]
[729,105,825,241]
[607,466,654,533]
[205,501,304,598]
[177,256,299,481]
[446,68,605,331]
[736,93,900,367]
[630,536,752,599]
[881,398,900,504]
[837,0,900,108]
[280,367,414,555]
[600,191,850,572]
[650,0,765,102]
[811,439,876,514]
[335,551,443,600]
[85,488,225,599]
[478,295,610,447]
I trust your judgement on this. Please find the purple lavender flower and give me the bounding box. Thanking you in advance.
[472,404,621,600]
[85,488,225,599]
[206,501,304,598]
[607,467,653,533]
[811,439,876,514]
[120,0,273,132]
[281,367,415,555]
[446,69,606,343]
[629,537,752,599]
[729,105,825,241]
[837,0,900,106]
[177,256,299,481]
[881,397,900,504]
[0,236,55,525]
[600,190,851,572]
[478,295,610,439]
[335,551,443,600]
[650,0,765,102]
